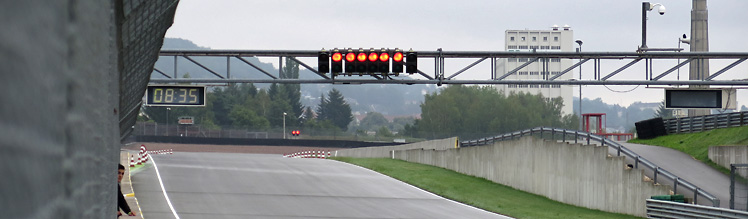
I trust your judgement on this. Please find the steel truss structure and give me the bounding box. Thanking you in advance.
[152,49,748,86]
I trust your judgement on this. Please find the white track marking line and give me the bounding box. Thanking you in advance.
[150,155,181,219]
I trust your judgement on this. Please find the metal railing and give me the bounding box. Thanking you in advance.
[461,127,720,207]
[646,199,748,218]
[664,111,748,134]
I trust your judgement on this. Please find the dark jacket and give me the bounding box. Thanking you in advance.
[118,183,133,214]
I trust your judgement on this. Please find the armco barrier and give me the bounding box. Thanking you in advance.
[646,199,748,218]
[334,137,458,158]
[461,127,720,208]
[664,111,748,134]
[135,135,404,148]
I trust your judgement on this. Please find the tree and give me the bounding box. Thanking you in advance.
[282,57,304,121]
[655,100,673,119]
[358,112,389,131]
[414,85,577,139]
[229,106,269,130]
[316,89,353,131]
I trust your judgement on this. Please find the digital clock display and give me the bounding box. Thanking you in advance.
[146,85,206,106]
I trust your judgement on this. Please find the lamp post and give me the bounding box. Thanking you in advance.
[166,107,171,136]
[640,2,666,52]
[677,34,690,81]
[283,112,287,139]
[575,39,583,130]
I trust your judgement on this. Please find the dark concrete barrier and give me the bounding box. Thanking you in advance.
[134,135,405,148]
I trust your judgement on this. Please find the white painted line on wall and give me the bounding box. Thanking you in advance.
[151,155,181,219]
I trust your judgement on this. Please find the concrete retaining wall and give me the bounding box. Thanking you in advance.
[393,137,671,217]
[1,1,121,218]
[709,145,748,178]
[335,137,458,158]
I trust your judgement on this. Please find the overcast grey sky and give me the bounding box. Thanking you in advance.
[165,0,748,107]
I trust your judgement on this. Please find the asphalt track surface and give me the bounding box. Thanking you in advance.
[132,152,510,219]
[616,142,741,208]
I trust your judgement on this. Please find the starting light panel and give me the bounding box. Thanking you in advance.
[406,51,418,74]
[318,51,330,73]
[146,85,206,107]
[318,48,415,76]
[331,49,343,75]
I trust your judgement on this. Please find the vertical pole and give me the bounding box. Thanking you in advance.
[174,55,178,79]
[694,188,698,205]
[654,167,659,184]
[641,2,650,50]
[575,131,578,144]
[673,177,678,194]
[227,56,231,79]
[587,133,590,145]
[730,165,735,209]
[578,47,583,131]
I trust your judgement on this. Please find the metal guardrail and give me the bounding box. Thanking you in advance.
[461,127,720,207]
[664,111,748,134]
[646,199,748,219]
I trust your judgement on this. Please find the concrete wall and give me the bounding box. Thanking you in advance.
[392,137,671,217]
[709,146,748,178]
[335,137,459,158]
[0,1,121,218]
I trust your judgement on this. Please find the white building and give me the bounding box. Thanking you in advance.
[494,25,575,116]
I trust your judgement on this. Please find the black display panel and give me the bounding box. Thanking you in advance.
[146,85,205,106]
[665,89,721,109]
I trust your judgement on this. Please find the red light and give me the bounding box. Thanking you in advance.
[357,53,367,62]
[393,52,403,62]
[379,53,389,62]
[332,52,342,62]
[368,53,378,62]
[345,53,356,62]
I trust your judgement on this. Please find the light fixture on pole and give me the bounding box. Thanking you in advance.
[166,107,171,136]
[283,112,287,139]
[677,34,690,81]
[575,39,583,130]
[640,2,666,52]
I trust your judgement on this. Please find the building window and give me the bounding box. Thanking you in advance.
[532,37,537,42]
[529,46,539,49]
[541,46,550,50]
[510,37,515,41]
[519,45,528,49]
[508,84,518,88]
[554,36,559,42]
[530,85,539,88]
[529,71,539,75]
[543,37,548,42]
[521,37,526,41]
[541,85,550,88]
[551,58,561,62]
[508,45,517,49]
[518,58,528,62]
[508,58,517,62]
[551,85,561,88]
[551,46,561,50]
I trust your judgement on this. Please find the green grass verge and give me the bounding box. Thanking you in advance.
[332,157,640,219]
[628,126,748,175]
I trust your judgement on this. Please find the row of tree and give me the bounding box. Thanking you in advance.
[402,85,578,140]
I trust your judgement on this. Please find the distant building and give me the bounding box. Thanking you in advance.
[494,25,575,115]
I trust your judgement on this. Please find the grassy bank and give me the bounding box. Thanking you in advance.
[629,126,748,175]
[333,157,640,219]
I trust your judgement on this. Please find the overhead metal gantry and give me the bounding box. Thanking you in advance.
[151,49,748,86]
